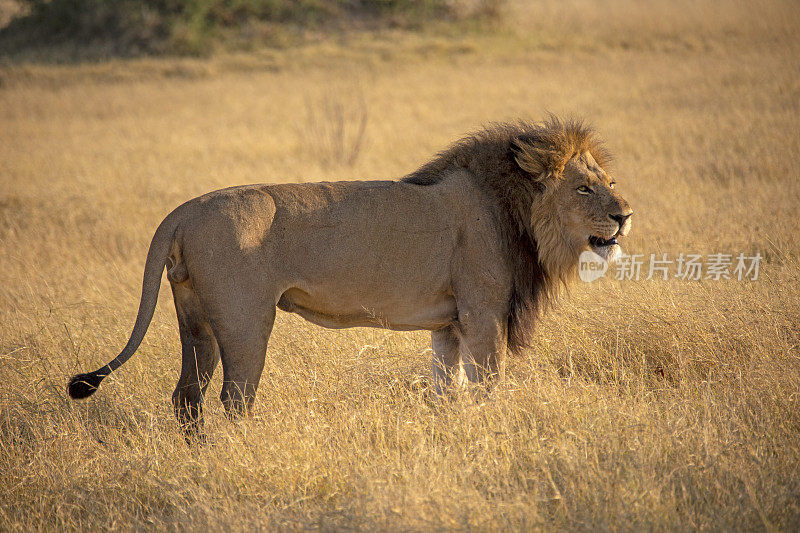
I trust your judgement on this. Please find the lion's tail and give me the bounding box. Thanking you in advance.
[67,207,185,400]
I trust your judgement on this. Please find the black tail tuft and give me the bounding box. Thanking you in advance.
[67,371,104,399]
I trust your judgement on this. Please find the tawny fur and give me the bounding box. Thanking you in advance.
[404,117,614,351]
[67,116,632,434]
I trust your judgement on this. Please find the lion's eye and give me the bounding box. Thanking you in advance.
[577,185,593,195]
[609,182,616,189]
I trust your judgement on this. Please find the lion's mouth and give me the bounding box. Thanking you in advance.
[589,235,618,248]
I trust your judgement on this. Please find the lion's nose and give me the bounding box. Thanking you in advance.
[609,212,632,226]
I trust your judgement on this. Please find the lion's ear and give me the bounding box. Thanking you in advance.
[511,137,565,184]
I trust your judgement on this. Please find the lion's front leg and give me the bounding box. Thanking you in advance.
[431,325,463,394]
[457,308,508,386]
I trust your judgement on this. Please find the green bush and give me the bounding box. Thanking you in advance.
[1,0,504,58]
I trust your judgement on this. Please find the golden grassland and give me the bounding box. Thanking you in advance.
[2,1,800,529]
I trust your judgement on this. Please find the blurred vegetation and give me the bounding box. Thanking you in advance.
[0,0,504,58]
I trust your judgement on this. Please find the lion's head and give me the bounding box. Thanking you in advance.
[404,116,632,352]
[512,125,633,268]
[558,152,632,261]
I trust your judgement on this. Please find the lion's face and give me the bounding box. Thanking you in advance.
[552,152,632,262]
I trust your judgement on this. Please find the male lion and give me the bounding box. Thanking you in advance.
[68,117,632,434]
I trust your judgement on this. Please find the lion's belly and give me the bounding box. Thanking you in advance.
[277,286,457,331]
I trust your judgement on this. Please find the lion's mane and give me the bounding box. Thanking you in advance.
[403,117,612,353]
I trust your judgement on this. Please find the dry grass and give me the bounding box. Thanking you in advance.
[2,0,800,529]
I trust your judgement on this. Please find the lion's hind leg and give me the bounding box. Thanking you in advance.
[214,305,275,420]
[171,280,220,440]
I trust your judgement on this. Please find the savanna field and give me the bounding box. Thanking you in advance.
[2,0,800,529]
